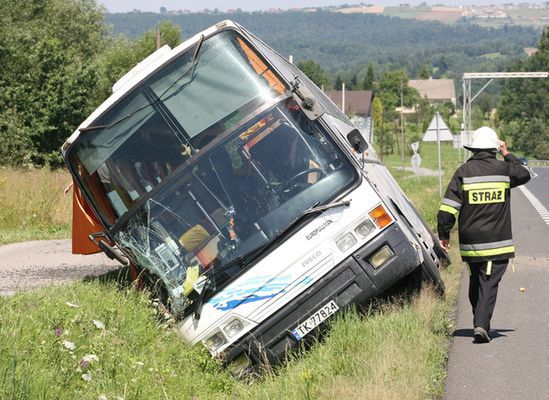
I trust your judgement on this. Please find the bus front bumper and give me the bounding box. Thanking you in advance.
[223,223,421,368]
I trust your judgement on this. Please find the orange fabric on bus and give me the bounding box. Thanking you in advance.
[236,37,285,94]
[72,183,102,255]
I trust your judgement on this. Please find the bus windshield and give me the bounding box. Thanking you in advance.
[114,98,357,305]
[67,29,286,226]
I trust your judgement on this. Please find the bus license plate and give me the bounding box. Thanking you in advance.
[291,300,339,341]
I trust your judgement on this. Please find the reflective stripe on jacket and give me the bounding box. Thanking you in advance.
[437,151,530,262]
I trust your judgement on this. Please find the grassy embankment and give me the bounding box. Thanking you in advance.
[0,168,72,244]
[0,145,463,399]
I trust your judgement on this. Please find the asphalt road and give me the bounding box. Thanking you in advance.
[0,240,119,296]
[528,167,549,210]
[445,167,549,399]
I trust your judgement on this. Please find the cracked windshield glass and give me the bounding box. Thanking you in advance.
[67,29,357,305]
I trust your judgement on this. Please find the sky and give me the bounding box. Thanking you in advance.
[98,0,541,13]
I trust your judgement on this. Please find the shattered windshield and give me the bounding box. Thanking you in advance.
[114,99,357,307]
[67,29,286,226]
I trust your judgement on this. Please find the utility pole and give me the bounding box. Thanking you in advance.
[400,76,405,166]
[342,82,346,114]
[156,26,161,50]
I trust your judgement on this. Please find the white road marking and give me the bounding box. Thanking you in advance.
[519,185,549,227]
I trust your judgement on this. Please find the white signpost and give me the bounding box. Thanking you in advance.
[423,112,453,196]
[410,141,421,173]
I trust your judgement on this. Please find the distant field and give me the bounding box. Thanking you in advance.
[383,7,421,19]
[416,9,462,23]
[507,8,549,19]
[337,6,385,14]
[480,52,503,59]
[339,5,549,26]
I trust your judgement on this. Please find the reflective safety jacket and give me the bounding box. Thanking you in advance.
[437,151,531,262]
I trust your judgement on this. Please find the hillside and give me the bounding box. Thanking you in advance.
[104,11,539,79]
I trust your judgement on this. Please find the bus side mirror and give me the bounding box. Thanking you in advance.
[347,129,368,153]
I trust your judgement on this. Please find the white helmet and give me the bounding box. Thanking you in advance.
[464,126,499,152]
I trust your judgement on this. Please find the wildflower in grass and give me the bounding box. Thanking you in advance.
[93,319,105,330]
[98,395,108,400]
[82,354,99,364]
[63,340,76,350]
[82,372,92,382]
[54,327,63,337]
[66,302,79,308]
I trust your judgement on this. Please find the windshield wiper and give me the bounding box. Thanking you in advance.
[268,198,351,242]
[191,198,351,319]
[305,199,351,214]
[193,277,212,320]
[214,200,351,275]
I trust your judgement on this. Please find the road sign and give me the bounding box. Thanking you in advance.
[423,113,453,142]
[411,141,419,153]
[423,112,453,196]
[411,153,422,169]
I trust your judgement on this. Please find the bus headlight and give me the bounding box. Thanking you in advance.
[222,318,245,338]
[336,232,357,253]
[354,218,376,238]
[204,331,227,352]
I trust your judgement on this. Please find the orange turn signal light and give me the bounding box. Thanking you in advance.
[369,205,392,229]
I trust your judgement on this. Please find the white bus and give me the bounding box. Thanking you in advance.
[62,20,447,373]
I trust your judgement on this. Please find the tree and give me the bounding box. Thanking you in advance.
[372,96,391,160]
[362,64,375,90]
[296,60,330,88]
[334,75,343,90]
[499,27,549,159]
[0,0,108,167]
[0,2,184,168]
[419,64,431,79]
[350,73,358,90]
[79,21,182,123]
[375,70,420,113]
[476,93,493,118]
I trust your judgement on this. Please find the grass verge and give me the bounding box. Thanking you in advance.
[0,166,462,399]
[0,168,72,244]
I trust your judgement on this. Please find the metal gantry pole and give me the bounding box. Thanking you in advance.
[436,112,442,197]
[461,72,548,163]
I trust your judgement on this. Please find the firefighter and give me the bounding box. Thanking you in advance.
[437,126,531,343]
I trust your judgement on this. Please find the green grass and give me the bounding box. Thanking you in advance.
[506,8,549,19]
[479,52,503,59]
[383,141,462,176]
[0,264,461,399]
[0,169,72,244]
[0,166,462,399]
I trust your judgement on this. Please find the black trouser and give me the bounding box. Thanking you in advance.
[468,259,508,331]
